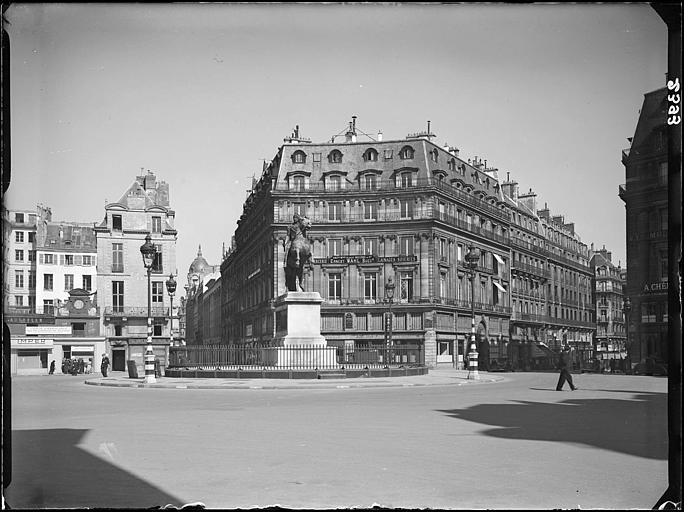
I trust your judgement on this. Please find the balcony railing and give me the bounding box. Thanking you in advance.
[104,306,169,318]
[275,177,510,222]
[321,296,511,314]
[169,344,424,370]
[511,260,550,278]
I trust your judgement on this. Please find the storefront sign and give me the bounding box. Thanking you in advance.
[25,325,72,335]
[643,282,668,293]
[11,337,54,348]
[313,255,418,265]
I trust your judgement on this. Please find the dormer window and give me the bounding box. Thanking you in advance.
[399,145,415,160]
[448,159,456,172]
[291,175,306,191]
[292,150,307,164]
[327,175,342,191]
[363,148,379,162]
[430,149,438,162]
[328,150,343,164]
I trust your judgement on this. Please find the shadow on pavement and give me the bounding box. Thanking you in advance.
[437,391,667,460]
[5,428,183,509]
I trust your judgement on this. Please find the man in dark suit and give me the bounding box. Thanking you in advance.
[556,344,578,391]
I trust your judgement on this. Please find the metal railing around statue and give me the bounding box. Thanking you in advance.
[169,344,425,370]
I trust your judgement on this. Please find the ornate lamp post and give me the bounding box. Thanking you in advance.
[465,244,480,380]
[166,273,177,347]
[140,233,157,384]
[384,275,395,367]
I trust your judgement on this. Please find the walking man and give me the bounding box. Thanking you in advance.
[101,353,110,377]
[556,344,577,391]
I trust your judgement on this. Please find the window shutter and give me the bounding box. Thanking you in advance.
[75,255,82,265]
[39,253,44,264]
[59,254,64,265]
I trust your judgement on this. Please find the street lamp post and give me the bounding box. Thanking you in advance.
[140,233,157,384]
[166,273,177,348]
[384,276,395,367]
[465,245,480,380]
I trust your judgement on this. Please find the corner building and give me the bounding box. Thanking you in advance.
[95,170,177,374]
[620,88,669,368]
[222,124,595,368]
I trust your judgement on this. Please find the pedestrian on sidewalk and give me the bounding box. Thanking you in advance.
[49,360,55,375]
[101,353,110,377]
[556,344,577,391]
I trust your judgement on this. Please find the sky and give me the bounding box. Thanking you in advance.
[4,3,668,275]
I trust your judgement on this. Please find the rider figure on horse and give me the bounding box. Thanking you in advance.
[284,213,304,268]
[283,213,312,291]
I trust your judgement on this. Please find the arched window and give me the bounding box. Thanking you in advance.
[448,158,456,172]
[363,148,379,162]
[328,150,343,163]
[399,145,415,160]
[430,149,438,162]
[292,150,307,164]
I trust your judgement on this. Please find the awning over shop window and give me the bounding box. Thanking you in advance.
[493,253,505,265]
[493,281,507,293]
[71,346,94,355]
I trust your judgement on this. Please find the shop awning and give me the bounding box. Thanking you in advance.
[71,346,94,355]
[493,253,506,265]
[493,281,507,293]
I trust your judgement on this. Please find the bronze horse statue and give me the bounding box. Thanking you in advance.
[284,214,312,292]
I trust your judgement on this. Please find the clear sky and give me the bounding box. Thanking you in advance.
[5,3,667,276]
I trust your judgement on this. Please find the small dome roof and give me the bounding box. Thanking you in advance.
[189,245,210,274]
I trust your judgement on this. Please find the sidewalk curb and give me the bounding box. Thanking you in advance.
[84,374,505,390]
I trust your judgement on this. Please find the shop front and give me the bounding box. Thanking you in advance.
[10,337,54,375]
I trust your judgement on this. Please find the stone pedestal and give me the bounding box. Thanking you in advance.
[271,292,337,368]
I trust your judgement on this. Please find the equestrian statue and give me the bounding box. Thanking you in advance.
[283,213,313,292]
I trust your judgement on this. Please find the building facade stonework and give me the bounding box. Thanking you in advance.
[94,170,177,374]
[620,88,669,368]
[220,122,595,368]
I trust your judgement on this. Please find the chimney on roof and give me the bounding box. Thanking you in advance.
[377,131,383,141]
[451,147,459,157]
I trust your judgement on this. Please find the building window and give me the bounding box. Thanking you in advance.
[44,274,53,291]
[43,299,54,315]
[399,171,413,188]
[15,231,24,243]
[400,271,414,301]
[363,272,377,301]
[328,238,343,257]
[384,149,393,160]
[363,201,378,221]
[114,325,123,336]
[112,215,122,232]
[363,174,378,190]
[15,270,24,288]
[15,249,24,262]
[15,213,24,223]
[15,295,24,307]
[112,281,124,312]
[112,243,124,272]
[292,150,307,164]
[152,282,164,303]
[400,236,414,256]
[27,250,35,262]
[64,254,74,265]
[363,238,378,256]
[291,175,305,191]
[363,148,378,162]
[27,232,35,244]
[64,274,74,291]
[152,216,162,233]
[440,272,447,299]
[82,275,92,291]
[448,159,456,172]
[152,244,163,273]
[327,175,341,191]
[328,202,342,221]
[72,323,86,337]
[439,238,448,262]
[293,202,306,217]
[153,322,163,336]
[82,255,94,266]
[44,253,54,264]
[430,149,438,162]
[28,271,36,288]
[328,150,343,163]
[328,273,342,301]
[399,199,413,219]
[312,152,321,163]
[399,146,415,160]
